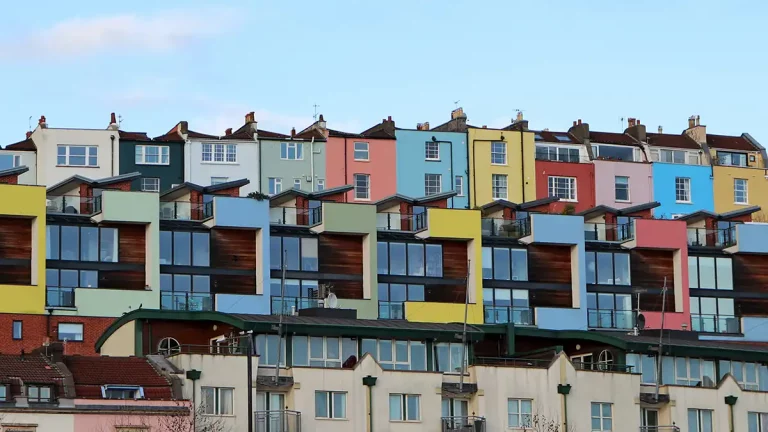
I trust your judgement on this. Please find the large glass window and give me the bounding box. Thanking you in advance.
[626,353,658,385]
[315,391,347,419]
[135,145,170,165]
[719,360,767,391]
[255,334,286,366]
[378,283,424,319]
[593,144,634,161]
[58,323,83,341]
[481,247,527,281]
[658,356,716,388]
[587,292,633,329]
[389,394,420,422]
[748,412,768,432]
[377,242,442,277]
[270,236,318,271]
[292,336,357,368]
[47,225,118,262]
[160,231,209,267]
[361,339,426,371]
[160,273,212,311]
[688,409,713,432]
[434,342,468,373]
[717,151,748,167]
[270,279,320,314]
[483,288,531,324]
[586,251,630,285]
[690,297,738,334]
[57,145,97,166]
[688,256,732,290]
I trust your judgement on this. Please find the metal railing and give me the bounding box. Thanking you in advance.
[572,361,634,373]
[484,306,534,325]
[378,301,405,319]
[584,223,633,242]
[160,344,248,356]
[588,309,635,329]
[255,410,301,432]
[46,287,75,308]
[46,195,101,214]
[535,149,582,163]
[160,292,214,311]
[376,212,428,231]
[472,357,551,368]
[159,201,213,221]
[269,207,322,226]
[687,227,736,248]
[441,416,486,432]
[481,218,530,238]
[691,313,741,334]
[271,297,319,315]
[639,426,680,431]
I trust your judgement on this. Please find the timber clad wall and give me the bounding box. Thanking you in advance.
[141,320,239,355]
[319,234,363,299]
[631,249,675,311]
[425,240,467,303]
[100,223,146,290]
[211,229,257,295]
[0,217,32,285]
[733,255,768,315]
[528,245,573,309]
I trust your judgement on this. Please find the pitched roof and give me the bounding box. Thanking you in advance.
[231,123,290,140]
[373,192,458,211]
[153,130,184,143]
[706,134,758,151]
[269,185,354,206]
[4,138,36,151]
[576,202,661,219]
[327,128,364,138]
[294,129,327,140]
[64,356,173,400]
[361,119,396,139]
[46,172,142,195]
[118,131,151,142]
[646,133,701,150]
[480,197,560,213]
[0,166,30,178]
[533,131,579,144]
[0,353,63,384]
[589,131,640,146]
[677,206,761,223]
[160,179,250,200]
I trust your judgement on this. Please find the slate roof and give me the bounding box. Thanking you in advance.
[4,138,36,151]
[576,202,661,218]
[118,131,152,142]
[707,134,757,151]
[589,131,640,146]
[327,128,365,138]
[64,356,173,400]
[533,131,579,144]
[646,133,701,150]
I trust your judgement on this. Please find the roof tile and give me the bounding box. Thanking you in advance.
[707,134,757,151]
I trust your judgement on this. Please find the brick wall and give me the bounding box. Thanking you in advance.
[0,314,115,356]
[0,174,19,184]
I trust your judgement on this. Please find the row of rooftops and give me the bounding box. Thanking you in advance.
[3,110,761,154]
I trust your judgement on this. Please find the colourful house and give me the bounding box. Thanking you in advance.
[118,130,185,193]
[532,129,595,213]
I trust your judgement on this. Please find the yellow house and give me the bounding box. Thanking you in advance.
[467,124,536,207]
[0,168,47,314]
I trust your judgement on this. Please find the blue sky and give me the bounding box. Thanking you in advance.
[0,1,766,145]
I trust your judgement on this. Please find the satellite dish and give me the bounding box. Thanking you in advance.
[326,293,338,309]
[637,314,646,330]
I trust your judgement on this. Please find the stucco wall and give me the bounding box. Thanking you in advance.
[652,163,714,218]
[534,160,595,213]
[325,136,397,202]
[73,399,191,431]
[120,140,184,192]
[184,139,259,195]
[0,149,37,185]
[593,160,653,209]
[713,166,768,215]
[395,130,469,209]
[0,411,75,431]
[260,139,326,195]
[31,127,119,187]
[468,128,535,207]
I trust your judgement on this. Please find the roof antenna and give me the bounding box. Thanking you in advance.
[28,116,33,132]
[313,104,320,121]
[453,100,460,109]
[118,114,123,128]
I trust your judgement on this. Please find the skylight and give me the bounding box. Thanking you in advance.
[555,135,572,142]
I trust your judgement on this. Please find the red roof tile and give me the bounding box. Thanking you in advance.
[589,131,639,146]
[646,133,701,150]
[64,356,173,400]
[0,354,62,384]
[707,134,757,151]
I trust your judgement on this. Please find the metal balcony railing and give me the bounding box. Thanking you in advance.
[572,361,634,373]
[269,207,322,226]
[46,287,75,308]
[691,313,741,334]
[159,201,213,221]
[378,301,405,319]
[484,306,534,325]
[584,223,633,242]
[46,195,101,214]
[639,426,680,431]
[255,410,301,432]
[271,297,319,315]
[441,416,486,432]
[687,227,736,248]
[472,357,550,368]
[159,344,248,356]
[588,309,635,330]
[160,292,214,311]
[376,212,428,231]
[481,218,530,238]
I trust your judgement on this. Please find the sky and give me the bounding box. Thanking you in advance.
[0,1,767,145]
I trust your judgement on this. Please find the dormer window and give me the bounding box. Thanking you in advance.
[0,384,7,402]
[27,385,52,403]
[102,385,144,400]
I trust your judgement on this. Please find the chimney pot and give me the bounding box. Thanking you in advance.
[39,115,46,125]
[451,107,465,119]
[628,118,636,127]
[658,126,663,134]
[225,128,232,136]
[110,112,117,125]
[319,114,324,122]
[387,116,392,122]
[573,121,577,126]
[423,121,429,130]
[245,111,255,124]
[696,115,701,126]
[577,119,582,125]
[482,125,487,129]
[516,111,523,122]
[291,127,296,138]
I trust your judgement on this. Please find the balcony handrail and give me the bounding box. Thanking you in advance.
[376,212,428,232]
[572,361,634,373]
[472,357,551,368]
[441,416,486,432]
[160,292,214,311]
[687,226,736,248]
[481,217,530,238]
[271,296,320,315]
[691,313,741,334]
[159,201,213,221]
[587,308,635,329]
[269,206,322,226]
[639,426,680,431]
[46,195,101,214]
[584,222,634,242]
[483,306,535,325]
[254,410,301,432]
[158,344,248,356]
[534,149,587,163]
[45,286,76,308]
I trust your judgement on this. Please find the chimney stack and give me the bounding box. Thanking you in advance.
[515,111,523,122]
[107,112,119,130]
[416,122,431,131]
[568,119,590,142]
[25,131,32,139]
[658,126,663,134]
[684,115,706,146]
[225,128,232,136]
[628,118,636,128]
[688,116,696,129]
[625,118,646,142]
[577,119,582,125]
[317,114,327,130]
[482,125,487,129]
[178,121,189,136]
[451,107,466,119]
[245,112,255,124]
[39,116,47,128]
[291,127,296,138]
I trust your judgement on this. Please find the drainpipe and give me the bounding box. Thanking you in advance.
[449,138,454,208]
[110,135,115,176]
[724,395,737,432]
[186,369,201,431]
[520,130,525,202]
[471,138,477,208]
[309,136,315,192]
[362,375,377,432]
[557,384,571,430]
[344,137,348,189]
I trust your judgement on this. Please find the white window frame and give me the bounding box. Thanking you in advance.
[27,385,52,403]
[536,144,581,162]
[548,176,577,202]
[201,143,237,164]
[491,142,507,165]
[614,176,630,202]
[57,145,98,167]
[135,145,169,165]
[293,178,302,190]
[734,178,748,204]
[354,142,370,161]
[354,174,370,200]
[688,408,713,432]
[315,391,347,419]
[57,323,83,341]
[389,394,420,422]
[364,339,426,371]
[492,174,508,200]
[425,141,440,161]
[201,387,234,416]
[424,174,442,196]
[268,178,282,196]
[293,336,357,368]
[675,177,691,203]
[141,178,160,192]
[102,385,145,400]
[591,402,613,432]
[454,176,464,196]
[281,142,304,160]
[210,177,228,185]
[316,179,325,191]
[749,412,768,432]
[507,398,532,428]
[434,342,468,373]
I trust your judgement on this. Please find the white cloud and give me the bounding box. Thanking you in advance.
[0,8,238,58]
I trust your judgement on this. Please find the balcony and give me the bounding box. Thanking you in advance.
[269,207,322,226]
[46,195,102,215]
[473,357,550,368]
[483,306,534,326]
[572,361,634,373]
[441,416,486,432]
[535,149,583,163]
[588,309,635,330]
[162,344,248,356]
[481,218,530,238]
[271,297,319,315]
[584,223,633,242]
[160,292,214,311]
[255,410,301,432]
[46,287,75,308]
[687,227,736,248]
[377,212,427,231]
[159,201,213,221]
[639,426,680,431]
[379,301,404,319]
[691,314,741,334]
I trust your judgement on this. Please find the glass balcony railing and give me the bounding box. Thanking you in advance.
[376,212,428,231]
[588,309,635,329]
[687,227,736,248]
[441,416,486,432]
[255,410,301,432]
[584,223,633,242]
[46,287,75,308]
[160,292,213,311]
[481,218,530,238]
[159,201,213,221]
[46,195,101,215]
[691,314,741,334]
[483,306,534,325]
[269,207,322,226]
[271,297,319,315]
[379,301,405,319]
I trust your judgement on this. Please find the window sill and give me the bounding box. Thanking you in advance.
[279,158,305,161]
[200,161,239,165]
[56,165,99,168]
[355,198,371,202]
[315,417,349,421]
[201,414,235,418]
[490,163,508,166]
[136,162,171,166]
[734,202,750,206]
[559,199,578,203]
[675,201,693,204]
[46,306,77,311]
[354,159,370,163]
[390,420,422,423]
[425,158,441,162]
[615,200,631,203]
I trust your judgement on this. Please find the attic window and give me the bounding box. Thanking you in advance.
[0,384,7,401]
[102,385,144,400]
[554,135,571,142]
[27,385,52,403]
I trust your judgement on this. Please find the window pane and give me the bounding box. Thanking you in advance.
[315,392,328,418]
[716,258,733,290]
[80,270,98,288]
[301,238,319,271]
[596,252,613,284]
[270,236,282,270]
[292,336,308,366]
[482,247,492,279]
[377,242,388,274]
[389,284,406,302]
[698,257,716,289]
[46,225,60,260]
[193,275,210,293]
[192,232,210,267]
[389,243,406,275]
[326,337,340,361]
[511,249,528,281]
[408,284,424,301]
[586,252,596,284]
[410,342,426,371]
[159,231,172,265]
[493,248,511,280]
[60,270,79,287]
[614,254,630,285]
[332,393,346,418]
[689,256,699,288]
[425,244,443,277]
[79,227,98,261]
[173,232,191,265]
[406,395,420,420]
[283,237,300,271]
[389,395,402,420]
[379,340,393,362]
[407,243,424,276]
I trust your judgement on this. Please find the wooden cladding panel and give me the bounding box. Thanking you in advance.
[530,290,572,309]
[737,298,768,316]
[0,218,31,260]
[211,229,256,271]
[319,234,363,275]
[441,240,468,280]
[639,293,676,313]
[212,274,257,295]
[733,255,768,294]
[425,283,465,304]
[144,320,239,354]
[528,245,571,284]
[630,250,673,291]
[99,270,145,291]
[101,223,145,265]
[329,280,363,300]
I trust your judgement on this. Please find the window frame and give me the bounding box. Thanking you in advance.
[585,251,631,286]
[491,142,507,165]
[548,176,577,202]
[507,398,533,428]
[454,176,464,196]
[748,412,768,432]
[268,177,282,195]
[293,336,357,368]
[424,173,442,196]
[688,255,733,290]
[433,342,469,373]
[481,246,528,281]
[535,144,580,163]
[280,142,304,160]
[354,173,370,200]
[593,144,636,162]
[717,151,748,167]
[425,141,440,161]
[614,176,630,202]
[159,230,211,267]
[210,177,229,186]
[316,179,325,191]
[354,142,370,161]
[27,385,53,403]
[688,408,714,432]
[201,143,237,163]
[135,145,170,165]
[378,283,425,319]
[270,235,319,271]
[12,320,22,340]
[141,177,160,192]
[492,174,508,200]
[591,402,613,432]
[201,387,235,416]
[675,177,691,203]
[362,339,427,371]
[377,241,443,277]
[315,390,347,419]
[57,322,84,342]
[46,225,119,263]
[389,393,421,422]
[734,178,748,204]
[57,145,98,167]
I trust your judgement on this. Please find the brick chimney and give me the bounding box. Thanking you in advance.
[178,121,189,136]
[225,128,232,136]
[107,112,119,131]
[416,122,430,131]
[451,108,466,119]
[515,111,523,122]
[317,114,327,130]
[684,115,706,146]
[568,119,590,142]
[25,131,32,139]
[291,127,296,138]
[245,112,255,123]
[625,118,646,142]
[38,116,47,129]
